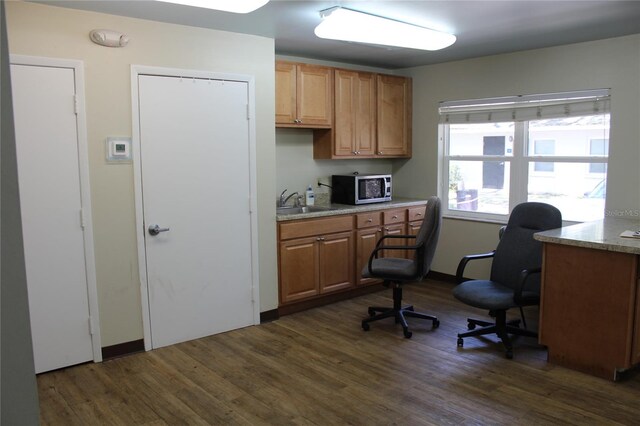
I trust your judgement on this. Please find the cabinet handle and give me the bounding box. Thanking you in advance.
[294,119,302,124]
[385,227,390,231]
[317,237,326,241]
[378,151,383,155]
[416,212,422,216]
[392,215,398,219]
[366,218,372,223]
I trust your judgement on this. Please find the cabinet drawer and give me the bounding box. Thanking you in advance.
[408,206,426,222]
[356,212,382,228]
[383,209,406,225]
[279,215,353,240]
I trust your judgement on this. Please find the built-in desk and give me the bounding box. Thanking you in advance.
[535,217,640,380]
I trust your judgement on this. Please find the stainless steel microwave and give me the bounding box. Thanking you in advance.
[331,174,392,205]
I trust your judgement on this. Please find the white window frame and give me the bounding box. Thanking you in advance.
[438,90,610,223]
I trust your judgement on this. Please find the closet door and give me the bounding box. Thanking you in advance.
[11,62,96,373]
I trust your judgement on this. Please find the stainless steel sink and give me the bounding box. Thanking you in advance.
[276,206,332,215]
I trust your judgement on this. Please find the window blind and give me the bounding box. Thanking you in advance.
[439,89,610,124]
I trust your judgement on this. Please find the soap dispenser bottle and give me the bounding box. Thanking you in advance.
[305,185,315,206]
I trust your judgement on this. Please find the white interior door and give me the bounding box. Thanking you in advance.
[137,74,256,349]
[11,60,99,373]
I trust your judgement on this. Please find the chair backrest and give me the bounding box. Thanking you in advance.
[490,202,562,292]
[414,196,442,278]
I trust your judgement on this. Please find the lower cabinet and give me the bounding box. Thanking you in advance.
[381,208,408,258]
[406,206,426,260]
[318,231,354,294]
[279,231,354,304]
[279,215,354,304]
[278,204,426,307]
[355,211,383,286]
[539,243,640,380]
[279,236,319,303]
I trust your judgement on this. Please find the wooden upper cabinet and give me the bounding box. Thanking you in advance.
[275,61,333,128]
[377,74,412,157]
[333,69,376,157]
[313,69,412,159]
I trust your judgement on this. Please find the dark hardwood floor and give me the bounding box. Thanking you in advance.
[37,279,640,425]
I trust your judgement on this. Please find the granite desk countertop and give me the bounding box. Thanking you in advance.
[275,197,429,222]
[534,217,640,255]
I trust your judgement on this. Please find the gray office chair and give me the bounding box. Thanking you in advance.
[453,202,562,358]
[361,196,441,338]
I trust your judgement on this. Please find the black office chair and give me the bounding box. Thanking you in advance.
[453,202,562,358]
[361,196,441,338]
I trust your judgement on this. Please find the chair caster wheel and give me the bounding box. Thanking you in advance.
[361,321,370,331]
[457,337,464,347]
[505,350,513,359]
[368,308,375,317]
[432,319,440,329]
[467,322,476,330]
[403,330,412,339]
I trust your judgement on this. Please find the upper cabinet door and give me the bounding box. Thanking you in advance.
[297,64,333,127]
[275,61,332,128]
[333,69,356,156]
[354,72,376,156]
[275,62,297,125]
[331,69,377,157]
[377,75,412,157]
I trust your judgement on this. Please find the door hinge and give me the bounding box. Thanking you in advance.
[79,208,86,229]
[73,94,79,115]
[88,316,96,335]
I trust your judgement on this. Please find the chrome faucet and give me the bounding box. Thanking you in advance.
[279,189,299,207]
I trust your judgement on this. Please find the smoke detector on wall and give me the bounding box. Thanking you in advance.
[89,29,130,48]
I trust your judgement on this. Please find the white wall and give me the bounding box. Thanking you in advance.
[395,35,640,277]
[6,1,277,347]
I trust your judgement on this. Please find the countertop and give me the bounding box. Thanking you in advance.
[276,197,429,222]
[534,217,640,255]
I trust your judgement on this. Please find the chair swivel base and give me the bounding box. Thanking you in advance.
[361,285,439,338]
[456,312,537,359]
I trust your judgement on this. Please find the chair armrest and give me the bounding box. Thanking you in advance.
[455,251,495,284]
[514,267,542,305]
[367,235,421,276]
[373,234,416,250]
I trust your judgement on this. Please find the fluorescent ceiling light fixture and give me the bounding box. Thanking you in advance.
[154,0,269,14]
[315,7,456,51]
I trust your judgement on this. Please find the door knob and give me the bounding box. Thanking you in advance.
[148,224,170,236]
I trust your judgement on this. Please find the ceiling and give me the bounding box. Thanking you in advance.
[34,0,640,69]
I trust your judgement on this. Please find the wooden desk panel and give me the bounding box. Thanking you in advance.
[539,243,639,380]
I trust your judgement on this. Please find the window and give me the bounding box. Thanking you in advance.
[439,90,610,222]
[532,139,555,172]
[589,138,609,174]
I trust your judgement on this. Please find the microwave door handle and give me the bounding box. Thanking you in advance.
[384,178,390,196]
